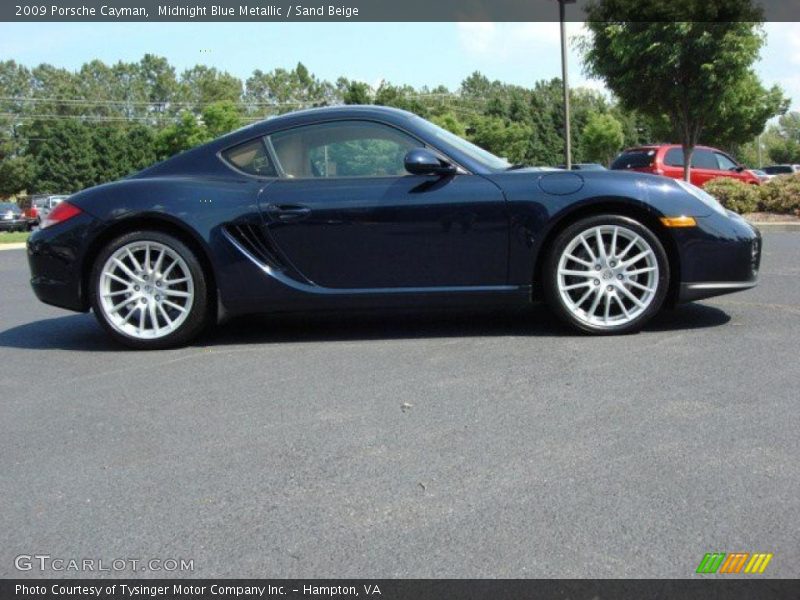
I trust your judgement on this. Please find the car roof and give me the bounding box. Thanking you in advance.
[225,104,418,140]
[622,144,718,151]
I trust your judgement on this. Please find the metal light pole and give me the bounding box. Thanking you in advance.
[559,0,576,170]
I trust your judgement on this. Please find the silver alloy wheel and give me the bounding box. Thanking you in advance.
[98,240,194,340]
[556,225,659,328]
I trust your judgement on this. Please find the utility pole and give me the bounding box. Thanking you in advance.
[559,0,576,170]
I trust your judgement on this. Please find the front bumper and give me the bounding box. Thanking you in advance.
[675,212,761,303]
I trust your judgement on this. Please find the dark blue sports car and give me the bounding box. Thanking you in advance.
[27,106,761,349]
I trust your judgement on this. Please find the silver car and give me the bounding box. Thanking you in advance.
[31,194,69,225]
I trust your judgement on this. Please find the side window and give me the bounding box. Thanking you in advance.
[692,149,718,170]
[664,148,684,166]
[268,121,423,179]
[715,152,738,171]
[222,139,277,177]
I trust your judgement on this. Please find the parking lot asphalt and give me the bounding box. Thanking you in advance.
[1,231,798,579]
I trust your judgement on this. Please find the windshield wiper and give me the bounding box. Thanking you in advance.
[505,163,529,171]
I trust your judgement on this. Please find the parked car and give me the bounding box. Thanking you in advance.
[0,202,28,232]
[762,165,800,179]
[27,106,761,349]
[557,163,607,171]
[611,145,760,186]
[30,195,69,227]
[747,169,770,182]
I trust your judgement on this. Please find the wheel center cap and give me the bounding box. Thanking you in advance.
[602,270,613,280]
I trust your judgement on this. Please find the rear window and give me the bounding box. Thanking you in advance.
[764,165,793,174]
[222,138,277,177]
[611,150,655,170]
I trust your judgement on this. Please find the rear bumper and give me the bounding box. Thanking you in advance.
[27,213,99,312]
[0,219,27,231]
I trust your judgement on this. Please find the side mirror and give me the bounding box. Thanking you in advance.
[734,165,745,173]
[404,148,456,176]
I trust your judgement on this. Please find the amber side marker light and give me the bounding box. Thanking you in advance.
[660,216,697,228]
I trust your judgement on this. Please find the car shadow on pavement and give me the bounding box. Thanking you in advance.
[0,302,731,351]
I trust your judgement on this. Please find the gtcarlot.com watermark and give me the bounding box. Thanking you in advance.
[15,554,194,573]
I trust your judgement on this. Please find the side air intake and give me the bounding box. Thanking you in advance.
[224,223,285,270]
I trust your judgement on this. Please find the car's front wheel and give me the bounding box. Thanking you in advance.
[90,230,209,349]
[543,215,669,334]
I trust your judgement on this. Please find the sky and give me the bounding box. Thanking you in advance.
[1,21,799,111]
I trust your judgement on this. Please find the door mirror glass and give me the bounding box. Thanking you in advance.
[404,148,456,176]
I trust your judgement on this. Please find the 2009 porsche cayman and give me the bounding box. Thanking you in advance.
[28,106,761,349]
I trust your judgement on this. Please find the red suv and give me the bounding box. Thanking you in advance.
[611,144,760,186]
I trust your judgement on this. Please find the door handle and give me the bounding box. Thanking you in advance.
[265,204,311,222]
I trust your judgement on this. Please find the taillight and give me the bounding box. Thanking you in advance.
[40,201,82,229]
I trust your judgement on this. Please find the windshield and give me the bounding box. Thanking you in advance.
[764,165,793,174]
[412,116,510,171]
[611,150,655,170]
[0,203,20,211]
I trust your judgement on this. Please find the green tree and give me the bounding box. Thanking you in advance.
[155,112,209,159]
[583,2,787,180]
[201,101,243,138]
[582,112,625,166]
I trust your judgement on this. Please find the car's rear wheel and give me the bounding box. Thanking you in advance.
[543,215,669,334]
[90,231,209,349]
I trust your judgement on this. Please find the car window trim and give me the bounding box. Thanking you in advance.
[217,137,280,180]
[218,117,471,182]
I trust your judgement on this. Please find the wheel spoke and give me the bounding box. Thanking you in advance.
[620,249,652,268]
[563,281,591,291]
[574,286,595,308]
[164,289,191,298]
[109,297,134,315]
[610,227,619,258]
[618,235,639,260]
[618,284,645,308]
[163,299,188,313]
[587,287,604,316]
[565,253,594,268]
[153,247,166,274]
[603,293,611,322]
[157,303,174,326]
[137,306,146,331]
[625,266,656,276]
[125,247,143,272]
[102,290,129,298]
[595,228,608,262]
[104,272,130,286]
[627,280,655,293]
[112,257,140,282]
[615,294,631,318]
[579,235,597,262]
[559,268,593,278]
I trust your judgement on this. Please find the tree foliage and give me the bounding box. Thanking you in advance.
[583,1,787,180]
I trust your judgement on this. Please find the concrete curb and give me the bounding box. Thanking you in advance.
[0,243,27,251]
[746,222,800,230]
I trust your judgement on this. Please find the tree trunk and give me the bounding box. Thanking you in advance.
[682,144,694,183]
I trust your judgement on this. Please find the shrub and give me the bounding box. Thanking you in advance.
[758,174,800,215]
[702,177,760,214]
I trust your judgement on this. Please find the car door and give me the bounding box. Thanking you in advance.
[714,151,747,182]
[257,120,508,290]
[689,148,724,186]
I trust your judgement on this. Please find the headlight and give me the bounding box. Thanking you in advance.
[674,179,728,216]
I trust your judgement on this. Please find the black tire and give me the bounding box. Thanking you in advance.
[542,215,670,335]
[90,230,210,349]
